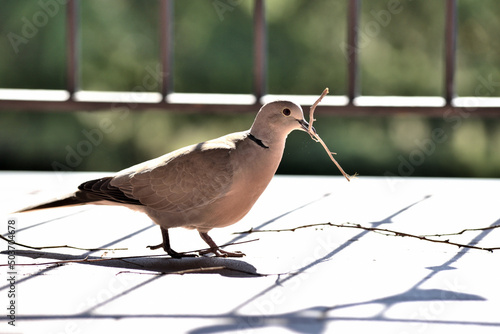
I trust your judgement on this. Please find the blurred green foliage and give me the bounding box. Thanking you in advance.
[1,0,500,177]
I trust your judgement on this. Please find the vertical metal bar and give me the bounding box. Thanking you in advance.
[444,0,457,104]
[347,0,360,103]
[253,0,267,101]
[160,0,174,97]
[66,0,79,97]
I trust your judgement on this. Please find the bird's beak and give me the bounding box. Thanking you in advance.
[298,119,316,134]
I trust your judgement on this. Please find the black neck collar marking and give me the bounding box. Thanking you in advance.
[248,133,269,149]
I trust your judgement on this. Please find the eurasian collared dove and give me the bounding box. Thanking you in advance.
[16,100,315,258]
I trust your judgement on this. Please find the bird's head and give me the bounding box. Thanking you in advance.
[250,100,316,145]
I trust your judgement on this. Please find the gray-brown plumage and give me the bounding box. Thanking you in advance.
[16,100,314,258]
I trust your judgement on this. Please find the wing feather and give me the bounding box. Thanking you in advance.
[111,141,236,212]
[77,177,141,205]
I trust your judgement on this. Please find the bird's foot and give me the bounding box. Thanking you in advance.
[199,248,245,258]
[197,231,246,257]
[167,249,198,259]
[147,243,198,259]
[147,243,163,250]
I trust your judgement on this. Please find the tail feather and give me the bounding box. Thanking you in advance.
[14,176,142,214]
[14,193,96,213]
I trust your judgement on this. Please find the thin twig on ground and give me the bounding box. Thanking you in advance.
[116,266,267,277]
[420,224,500,237]
[234,222,500,253]
[0,233,127,252]
[0,238,259,267]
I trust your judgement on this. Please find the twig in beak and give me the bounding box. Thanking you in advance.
[307,88,357,182]
[308,88,329,138]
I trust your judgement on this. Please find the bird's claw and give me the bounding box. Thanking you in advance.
[147,243,163,250]
[147,243,198,258]
[199,248,245,258]
[166,250,199,259]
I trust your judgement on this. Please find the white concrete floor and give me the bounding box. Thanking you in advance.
[1,172,500,333]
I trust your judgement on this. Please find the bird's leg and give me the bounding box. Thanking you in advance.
[198,231,245,257]
[147,227,197,258]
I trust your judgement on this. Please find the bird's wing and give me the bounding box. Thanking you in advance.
[78,177,142,205]
[110,139,238,212]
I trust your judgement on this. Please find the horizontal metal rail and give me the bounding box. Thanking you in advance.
[1,89,499,116]
[1,0,500,116]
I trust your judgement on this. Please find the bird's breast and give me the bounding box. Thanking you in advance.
[149,138,286,232]
[201,140,284,229]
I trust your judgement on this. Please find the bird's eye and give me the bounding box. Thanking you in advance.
[282,108,291,116]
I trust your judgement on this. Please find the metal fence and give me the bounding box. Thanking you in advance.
[1,0,499,116]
